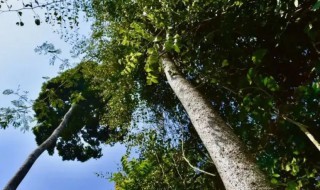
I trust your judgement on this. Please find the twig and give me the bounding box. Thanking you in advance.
[155,153,173,189]
[181,137,215,177]
[312,43,320,54]
[0,1,63,15]
[169,154,184,182]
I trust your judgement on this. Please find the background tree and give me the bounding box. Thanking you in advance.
[4,104,77,190]
[3,58,139,189]
[32,61,131,161]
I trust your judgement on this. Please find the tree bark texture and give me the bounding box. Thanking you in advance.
[3,104,77,190]
[162,55,273,190]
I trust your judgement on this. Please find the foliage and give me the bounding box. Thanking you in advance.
[110,109,223,190]
[0,88,32,130]
[2,0,320,188]
[32,61,128,161]
[83,0,320,188]
[34,42,70,69]
[0,0,82,28]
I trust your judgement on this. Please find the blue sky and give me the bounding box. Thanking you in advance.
[0,8,125,190]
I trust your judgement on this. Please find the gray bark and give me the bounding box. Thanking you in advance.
[162,55,273,190]
[3,104,77,190]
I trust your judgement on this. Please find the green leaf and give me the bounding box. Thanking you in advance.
[150,77,158,84]
[291,165,299,176]
[285,163,291,171]
[234,1,243,6]
[71,92,85,104]
[146,74,158,85]
[262,76,279,91]
[3,89,14,95]
[125,66,132,73]
[271,178,278,184]
[272,173,280,178]
[164,33,174,51]
[173,44,180,53]
[252,49,267,65]
[122,36,129,46]
[210,78,218,84]
[128,62,135,68]
[144,65,153,73]
[173,34,180,39]
[147,48,155,55]
[147,54,158,65]
[153,36,162,42]
[286,181,298,190]
[135,52,142,57]
[221,59,229,67]
[312,82,320,93]
[164,40,173,51]
[247,68,255,85]
[312,1,320,10]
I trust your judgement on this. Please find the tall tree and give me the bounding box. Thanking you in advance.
[161,55,271,189]
[3,61,135,189]
[32,61,127,161]
[82,0,274,188]
[83,0,320,188]
[4,104,77,190]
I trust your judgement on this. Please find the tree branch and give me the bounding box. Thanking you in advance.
[0,1,63,15]
[281,115,320,152]
[181,138,216,177]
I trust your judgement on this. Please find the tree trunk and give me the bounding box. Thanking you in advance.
[4,104,77,190]
[161,55,273,190]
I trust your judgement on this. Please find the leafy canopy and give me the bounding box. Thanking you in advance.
[85,0,320,188]
[2,0,320,188]
[32,61,127,161]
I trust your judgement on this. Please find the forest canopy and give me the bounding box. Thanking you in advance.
[1,0,320,189]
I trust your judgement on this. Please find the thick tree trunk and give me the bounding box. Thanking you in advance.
[162,55,273,190]
[3,104,77,190]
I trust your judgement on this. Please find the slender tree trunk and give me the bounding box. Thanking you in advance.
[3,104,77,190]
[161,55,273,190]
